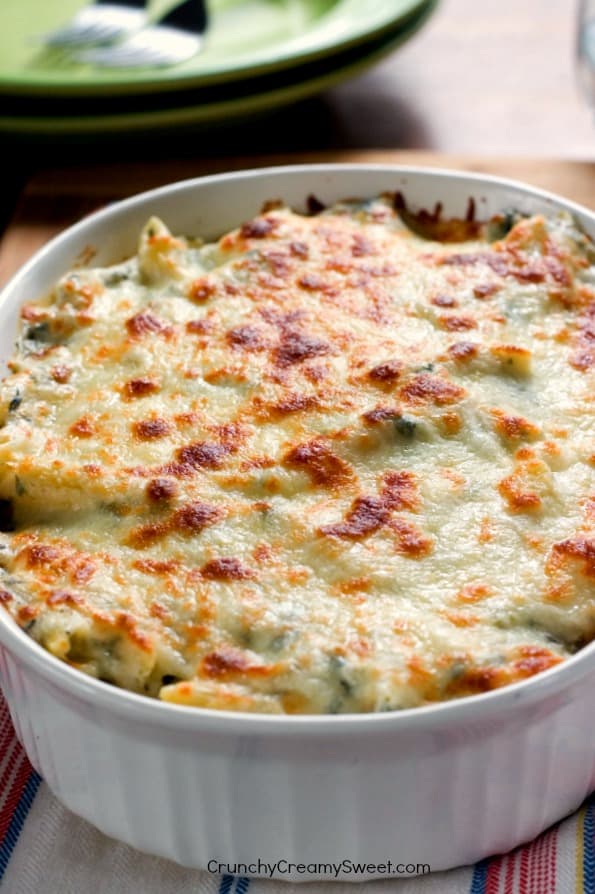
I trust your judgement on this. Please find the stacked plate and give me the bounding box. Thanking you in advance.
[0,0,438,138]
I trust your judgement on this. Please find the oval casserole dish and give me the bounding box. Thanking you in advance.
[0,165,595,880]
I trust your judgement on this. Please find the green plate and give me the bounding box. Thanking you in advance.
[0,0,430,96]
[0,0,437,135]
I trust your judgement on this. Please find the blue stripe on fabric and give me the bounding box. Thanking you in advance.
[235,877,251,894]
[218,874,235,894]
[0,770,41,884]
[469,858,489,894]
[584,800,595,894]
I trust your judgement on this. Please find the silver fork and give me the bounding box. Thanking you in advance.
[40,0,148,48]
[77,0,207,67]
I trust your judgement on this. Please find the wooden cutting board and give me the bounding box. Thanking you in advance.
[1,150,594,287]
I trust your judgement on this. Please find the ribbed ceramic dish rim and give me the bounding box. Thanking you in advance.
[0,162,594,736]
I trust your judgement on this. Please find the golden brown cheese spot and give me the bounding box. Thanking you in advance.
[400,374,466,406]
[456,583,493,604]
[490,344,532,375]
[284,439,354,489]
[241,456,275,472]
[440,250,508,275]
[275,330,331,367]
[125,312,170,338]
[18,605,38,623]
[127,521,169,549]
[253,393,320,420]
[380,470,420,511]
[438,411,463,436]
[240,217,279,239]
[569,303,595,371]
[122,378,160,400]
[431,294,458,308]
[18,542,96,586]
[290,240,309,259]
[442,469,466,490]
[391,519,433,557]
[440,241,571,291]
[83,464,102,479]
[201,558,254,580]
[146,478,177,503]
[367,360,402,388]
[21,304,47,322]
[498,458,549,513]
[22,543,61,567]
[69,416,95,438]
[361,404,401,425]
[227,325,269,351]
[445,341,475,363]
[491,409,541,442]
[442,610,479,628]
[513,646,563,677]
[446,664,505,696]
[133,559,178,576]
[335,577,371,597]
[213,422,248,447]
[479,517,494,543]
[186,318,215,335]
[320,496,390,540]
[548,536,595,579]
[46,589,83,607]
[188,277,217,303]
[133,418,172,440]
[406,655,435,692]
[128,500,222,548]
[171,501,222,535]
[261,248,292,278]
[113,611,153,652]
[176,441,231,471]
[51,365,72,384]
[297,272,327,291]
[202,646,271,679]
[350,233,376,257]
[438,315,477,331]
[149,602,169,620]
[203,366,247,385]
[473,283,500,299]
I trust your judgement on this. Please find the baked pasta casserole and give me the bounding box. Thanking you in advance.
[1,194,594,714]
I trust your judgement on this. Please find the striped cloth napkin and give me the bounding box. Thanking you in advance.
[1,690,593,894]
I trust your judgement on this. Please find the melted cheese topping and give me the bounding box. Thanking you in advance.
[1,197,595,714]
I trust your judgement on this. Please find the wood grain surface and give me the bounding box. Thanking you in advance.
[317,0,595,157]
[1,151,594,288]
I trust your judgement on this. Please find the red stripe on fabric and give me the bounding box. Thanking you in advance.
[0,693,34,847]
[543,828,555,894]
[0,697,17,754]
[546,828,558,894]
[532,831,543,894]
[518,843,530,894]
[0,741,25,813]
[534,830,548,894]
[503,852,516,894]
[0,753,30,845]
[0,723,29,805]
[485,855,503,894]
[525,832,539,894]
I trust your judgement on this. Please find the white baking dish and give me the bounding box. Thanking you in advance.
[1,165,595,881]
